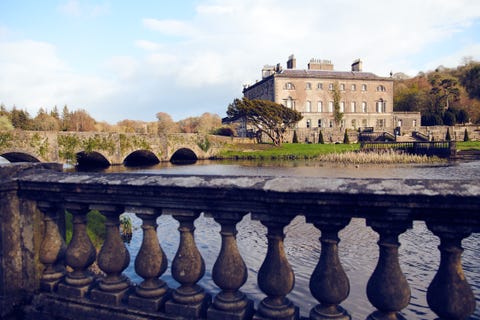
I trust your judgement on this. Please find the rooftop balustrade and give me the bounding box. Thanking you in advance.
[0,163,479,319]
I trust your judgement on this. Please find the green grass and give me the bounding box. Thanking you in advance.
[456,141,480,151]
[218,143,360,160]
[65,210,106,248]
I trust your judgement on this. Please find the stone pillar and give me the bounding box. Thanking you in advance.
[90,205,131,306]
[58,204,96,299]
[207,212,253,320]
[306,217,351,320]
[38,202,66,292]
[165,210,211,318]
[426,222,476,319]
[129,209,170,312]
[366,219,412,320]
[254,216,299,320]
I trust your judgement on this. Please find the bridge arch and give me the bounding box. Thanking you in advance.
[123,150,160,167]
[170,148,198,164]
[76,151,110,169]
[0,152,40,163]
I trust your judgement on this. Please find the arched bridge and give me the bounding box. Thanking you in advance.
[0,131,240,167]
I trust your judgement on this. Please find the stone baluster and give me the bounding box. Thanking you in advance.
[306,216,351,320]
[165,210,211,318]
[254,215,299,320]
[207,212,253,320]
[129,208,169,312]
[58,203,96,298]
[38,202,66,292]
[426,222,476,319]
[90,205,131,305]
[366,219,412,320]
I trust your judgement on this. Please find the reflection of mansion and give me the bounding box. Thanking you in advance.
[242,55,420,139]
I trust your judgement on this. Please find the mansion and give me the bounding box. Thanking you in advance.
[243,55,420,133]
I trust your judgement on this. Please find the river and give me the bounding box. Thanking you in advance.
[106,159,479,319]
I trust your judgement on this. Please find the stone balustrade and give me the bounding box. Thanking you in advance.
[1,163,479,320]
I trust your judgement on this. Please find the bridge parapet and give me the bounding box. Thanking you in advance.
[1,163,478,319]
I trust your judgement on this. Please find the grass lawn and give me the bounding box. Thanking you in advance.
[456,141,480,151]
[218,143,360,160]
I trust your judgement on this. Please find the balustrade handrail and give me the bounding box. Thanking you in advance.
[1,164,479,320]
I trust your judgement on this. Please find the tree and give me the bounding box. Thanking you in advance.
[10,107,32,130]
[445,127,451,141]
[460,62,480,99]
[331,82,343,125]
[31,111,60,131]
[318,130,324,144]
[343,129,350,144]
[156,112,179,135]
[66,109,96,131]
[464,128,469,142]
[227,98,303,146]
[292,130,298,143]
[0,115,14,131]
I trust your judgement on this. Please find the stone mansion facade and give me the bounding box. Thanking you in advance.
[243,55,420,133]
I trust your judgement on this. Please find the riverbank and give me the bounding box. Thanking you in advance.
[216,143,440,164]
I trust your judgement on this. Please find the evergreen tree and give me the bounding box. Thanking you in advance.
[292,130,298,143]
[318,130,324,144]
[464,128,469,142]
[445,127,451,141]
[343,129,350,144]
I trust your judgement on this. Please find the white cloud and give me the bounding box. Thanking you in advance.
[135,40,163,51]
[0,40,116,118]
[57,0,110,17]
[142,18,198,37]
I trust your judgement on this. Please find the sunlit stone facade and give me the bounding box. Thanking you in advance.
[243,55,420,131]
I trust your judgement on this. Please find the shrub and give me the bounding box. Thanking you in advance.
[292,130,298,143]
[343,129,350,144]
[445,128,451,141]
[318,130,324,144]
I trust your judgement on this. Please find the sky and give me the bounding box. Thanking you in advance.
[1,0,480,124]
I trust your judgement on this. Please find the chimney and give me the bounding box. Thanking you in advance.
[286,54,296,69]
[351,59,362,72]
[308,58,333,71]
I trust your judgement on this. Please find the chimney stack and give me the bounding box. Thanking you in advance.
[351,59,362,72]
[286,54,296,69]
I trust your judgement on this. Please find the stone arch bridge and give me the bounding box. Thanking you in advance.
[0,131,242,166]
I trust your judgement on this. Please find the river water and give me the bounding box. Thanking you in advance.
[110,159,480,319]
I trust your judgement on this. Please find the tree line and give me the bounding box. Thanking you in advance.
[393,58,480,125]
[0,104,229,136]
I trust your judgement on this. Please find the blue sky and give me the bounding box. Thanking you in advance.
[1,0,480,124]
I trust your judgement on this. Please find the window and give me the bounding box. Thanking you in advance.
[285,82,295,90]
[317,101,323,112]
[285,97,295,109]
[351,84,356,91]
[361,84,367,91]
[317,83,323,90]
[340,83,345,91]
[328,101,334,112]
[362,101,367,112]
[306,119,311,128]
[376,100,386,113]
[306,101,312,112]
[351,119,356,128]
[377,85,386,92]
[376,119,385,127]
[351,101,356,113]
[329,83,334,90]
[340,101,345,113]
[362,119,368,127]
[306,82,312,90]
[318,119,322,127]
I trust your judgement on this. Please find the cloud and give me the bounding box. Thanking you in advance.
[142,18,198,37]
[57,0,110,18]
[0,39,116,118]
